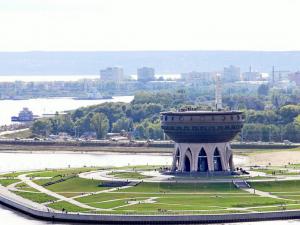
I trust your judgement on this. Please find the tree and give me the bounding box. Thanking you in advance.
[31,119,52,136]
[279,105,300,123]
[112,118,133,132]
[257,84,269,96]
[91,113,109,139]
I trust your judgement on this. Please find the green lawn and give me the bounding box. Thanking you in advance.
[108,171,152,180]
[35,177,109,193]
[15,182,37,192]
[47,201,89,212]
[13,191,57,203]
[0,179,20,187]
[252,168,299,176]
[250,180,300,193]
[29,167,98,178]
[0,171,29,178]
[115,182,241,193]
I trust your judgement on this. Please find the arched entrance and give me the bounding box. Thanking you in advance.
[198,148,208,172]
[175,148,180,170]
[183,149,192,172]
[229,154,234,171]
[213,148,223,171]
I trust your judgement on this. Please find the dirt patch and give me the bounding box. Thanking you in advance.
[248,151,300,166]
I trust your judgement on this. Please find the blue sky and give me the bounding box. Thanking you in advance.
[0,0,299,51]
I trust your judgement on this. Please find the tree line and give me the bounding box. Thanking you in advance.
[31,90,300,142]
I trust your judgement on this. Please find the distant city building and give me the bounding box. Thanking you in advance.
[137,67,155,82]
[223,65,241,82]
[242,71,261,81]
[100,67,124,83]
[289,72,300,86]
[181,71,213,84]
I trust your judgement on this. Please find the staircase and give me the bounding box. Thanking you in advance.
[233,179,251,189]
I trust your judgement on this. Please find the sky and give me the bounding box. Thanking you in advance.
[0,0,300,51]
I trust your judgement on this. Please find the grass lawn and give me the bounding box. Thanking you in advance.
[116,165,164,171]
[118,195,286,212]
[114,182,241,193]
[0,171,29,178]
[0,179,20,187]
[252,168,299,176]
[47,201,89,212]
[13,191,57,203]
[29,167,98,178]
[35,177,109,193]
[250,180,300,193]
[15,182,37,192]
[108,171,152,180]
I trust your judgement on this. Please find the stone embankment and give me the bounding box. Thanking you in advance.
[0,139,298,149]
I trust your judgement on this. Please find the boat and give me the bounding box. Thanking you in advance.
[11,108,39,122]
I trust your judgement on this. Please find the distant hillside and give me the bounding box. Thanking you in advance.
[0,51,299,75]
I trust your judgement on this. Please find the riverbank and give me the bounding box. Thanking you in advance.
[0,144,173,154]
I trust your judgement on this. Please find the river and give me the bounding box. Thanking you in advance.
[0,96,133,126]
[0,152,299,225]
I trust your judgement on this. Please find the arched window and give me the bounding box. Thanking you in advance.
[198,148,208,172]
[184,149,192,172]
[175,149,180,170]
[213,148,223,171]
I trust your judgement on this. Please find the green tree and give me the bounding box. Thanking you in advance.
[112,118,133,132]
[91,113,109,139]
[257,84,269,96]
[31,119,52,136]
[279,105,300,123]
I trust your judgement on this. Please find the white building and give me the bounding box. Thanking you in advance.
[223,65,241,82]
[100,67,124,83]
[137,67,155,82]
[242,71,261,81]
[181,71,213,84]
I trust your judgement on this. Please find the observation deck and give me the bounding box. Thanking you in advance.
[160,110,244,143]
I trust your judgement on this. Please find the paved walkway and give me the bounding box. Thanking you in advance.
[0,184,57,212]
[18,174,98,210]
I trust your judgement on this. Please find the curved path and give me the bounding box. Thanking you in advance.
[17,174,98,211]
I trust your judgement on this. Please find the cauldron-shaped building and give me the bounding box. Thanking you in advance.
[160,74,245,173]
[160,110,244,172]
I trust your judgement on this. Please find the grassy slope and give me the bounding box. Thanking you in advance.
[0,179,20,187]
[35,177,108,193]
[108,171,151,180]
[47,201,89,212]
[29,167,98,178]
[250,180,300,193]
[13,191,57,203]
[116,182,241,193]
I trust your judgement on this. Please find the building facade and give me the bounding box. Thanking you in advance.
[137,67,155,82]
[223,65,241,82]
[100,67,124,83]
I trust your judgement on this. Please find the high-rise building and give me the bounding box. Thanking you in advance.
[137,67,155,82]
[181,71,213,84]
[223,65,241,82]
[242,71,261,81]
[100,67,124,83]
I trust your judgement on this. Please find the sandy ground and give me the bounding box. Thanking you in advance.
[246,150,300,166]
